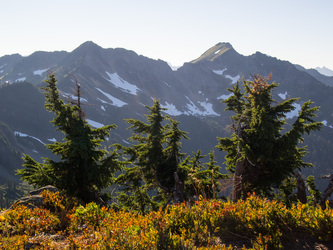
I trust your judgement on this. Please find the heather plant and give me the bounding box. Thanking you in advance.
[1,194,333,249]
[72,202,109,229]
[1,205,60,236]
[41,189,77,213]
[0,235,29,249]
[291,200,333,241]
[40,189,77,229]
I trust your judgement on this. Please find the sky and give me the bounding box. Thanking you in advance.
[1,0,333,69]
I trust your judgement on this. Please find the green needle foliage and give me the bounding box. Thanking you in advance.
[202,150,228,199]
[182,150,228,200]
[116,99,188,211]
[217,74,322,201]
[17,74,121,204]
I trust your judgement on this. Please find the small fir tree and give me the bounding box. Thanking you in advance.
[202,150,227,199]
[182,150,227,200]
[17,74,121,203]
[183,150,206,199]
[305,175,321,206]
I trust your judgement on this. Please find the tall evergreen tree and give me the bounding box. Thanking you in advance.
[17,74,121,203]
[217,74,322,201]
[116,99,188,211]
[163,118,189,202]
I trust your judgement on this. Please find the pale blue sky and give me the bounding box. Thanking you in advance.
[2,0,333,69]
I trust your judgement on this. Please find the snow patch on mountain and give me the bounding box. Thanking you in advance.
[198,101,219,116]
[278,92,288,100]
[105,71,141,95]
[101,106,106,111]
[217,93,233,100]
[184,97,202,116]
[322,120,333,128]
[48,138,57,142]
[86,119,104,129]
[33,69,48,76]
[285,103,301,119]
[15,77,26,82]
[86,119,104,128]
[14,131,45,145]
[122,139,130,145]
[160,99,219,117]
[160,102,183,116]
[97,98,110,105]
[62,92,88,103]
[225,75,240,84]
[183,96,219,116]
[163,81,171,87]
[96,88,128,107]
[212,69,240,85]
[212,68,227,76]
[0,64,6,69]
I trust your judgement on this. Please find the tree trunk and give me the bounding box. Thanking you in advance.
[295,170,307,204]
[319,175,333,209]
[173,172,184,203]
[232,159,246,202]
[162,172,184,210]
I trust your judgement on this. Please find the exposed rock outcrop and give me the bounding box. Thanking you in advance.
[12,185,58,209]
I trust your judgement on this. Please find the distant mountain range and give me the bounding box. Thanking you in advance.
[315,66,333,77]
[1,41,333,191]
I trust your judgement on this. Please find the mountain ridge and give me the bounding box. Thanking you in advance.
[315,66,333,77]
[1,41,333,192]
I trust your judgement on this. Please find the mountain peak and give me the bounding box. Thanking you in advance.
[191,42,234,63]
[72,41,102,54]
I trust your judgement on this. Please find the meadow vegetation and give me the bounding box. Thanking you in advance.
[1,190,333,249]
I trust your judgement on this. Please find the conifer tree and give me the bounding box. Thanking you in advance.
[183,150,227,200]
[163,118,189,203]
[202,150,227,199]
[116,99,188,211]
[217,74,322,201]
[183,150,205,199]
[17,74,121,203]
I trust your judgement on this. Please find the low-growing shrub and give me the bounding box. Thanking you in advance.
[1,193,333,249]
[71,202,109,229]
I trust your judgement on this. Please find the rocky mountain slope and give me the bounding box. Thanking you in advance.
[1,41,333,191]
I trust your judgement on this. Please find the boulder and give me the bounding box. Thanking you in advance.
[29,185,58,196]
[12,185,58,209]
